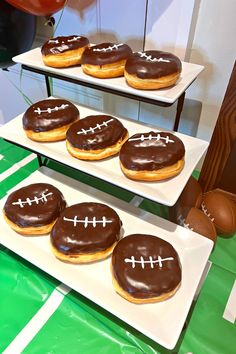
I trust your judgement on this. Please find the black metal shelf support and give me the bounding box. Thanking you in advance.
[21,64,188,132]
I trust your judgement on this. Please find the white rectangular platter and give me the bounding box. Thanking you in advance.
[0,102,208,206]
[0,167,213,349]
[13,47,204,104]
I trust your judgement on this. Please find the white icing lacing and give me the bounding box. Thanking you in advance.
[177,214,194,231]
[128,133,174,144]
[124,256,174,269]
[67,36,81,42]
[48,39,59,44]
[93,43,123,52]
[63,216,113,228]
[51,44,69,53]
[77,118,114,135]
[201,202,215,222]
[34,104,69,115]
[48,36,81,45]
[12,192,53,208]
[138,51,170,63]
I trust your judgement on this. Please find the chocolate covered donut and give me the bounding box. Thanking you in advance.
[41,35,89,68]
[23,98,80,142]
[50,202,122,263]
[124,50,182,89]
[3,183,66,235]
[119,131,185,181]
[81,42,132,78]
[111,234,182,303]
[66,115,129,160]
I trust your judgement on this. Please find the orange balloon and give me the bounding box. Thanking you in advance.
[5,0,66,16]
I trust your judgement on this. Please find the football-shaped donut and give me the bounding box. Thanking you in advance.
[176,207,217,244]
[111,234,182,303]
[169,176,202,223]
[50,202,122,263]
[201,190,236,236]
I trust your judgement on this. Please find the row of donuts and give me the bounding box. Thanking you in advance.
[3,182,182,304]
[23,98,185,181]
[41,35,182,90]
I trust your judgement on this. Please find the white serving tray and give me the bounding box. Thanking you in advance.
[13,47,204,104]
[0,102,208,206]
[0,167,213,349]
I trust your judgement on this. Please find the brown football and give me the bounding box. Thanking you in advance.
[169,176,202,223]
[201,190,236,236]
[176,206,217,244]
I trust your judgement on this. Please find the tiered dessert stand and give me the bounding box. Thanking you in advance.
[0,47,212,350]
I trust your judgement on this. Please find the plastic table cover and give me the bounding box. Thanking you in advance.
[0,138,235,353]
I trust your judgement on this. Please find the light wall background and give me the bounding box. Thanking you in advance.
[0,0,235,154]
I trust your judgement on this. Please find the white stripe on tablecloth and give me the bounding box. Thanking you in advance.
[0,154,4,160]
[0,153,36,182]
[194,261,212,300]
[129,195,144,207]
[3,283,71,354]
[223,279,236,324]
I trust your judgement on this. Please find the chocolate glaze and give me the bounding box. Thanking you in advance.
[23,99,79,132]
[119,131,185,171]
[81,43,132,65]
[4,183,66,228]
[112,234,181,299]
[66,115,128,150]
[41,35,89,56]
[51,203,122,255]
[125,50,182,79]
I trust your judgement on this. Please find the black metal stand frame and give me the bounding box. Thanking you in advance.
[22,64,187,132]
[4,64,195,200]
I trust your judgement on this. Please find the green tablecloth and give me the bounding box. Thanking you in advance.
[0,138,235,353]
